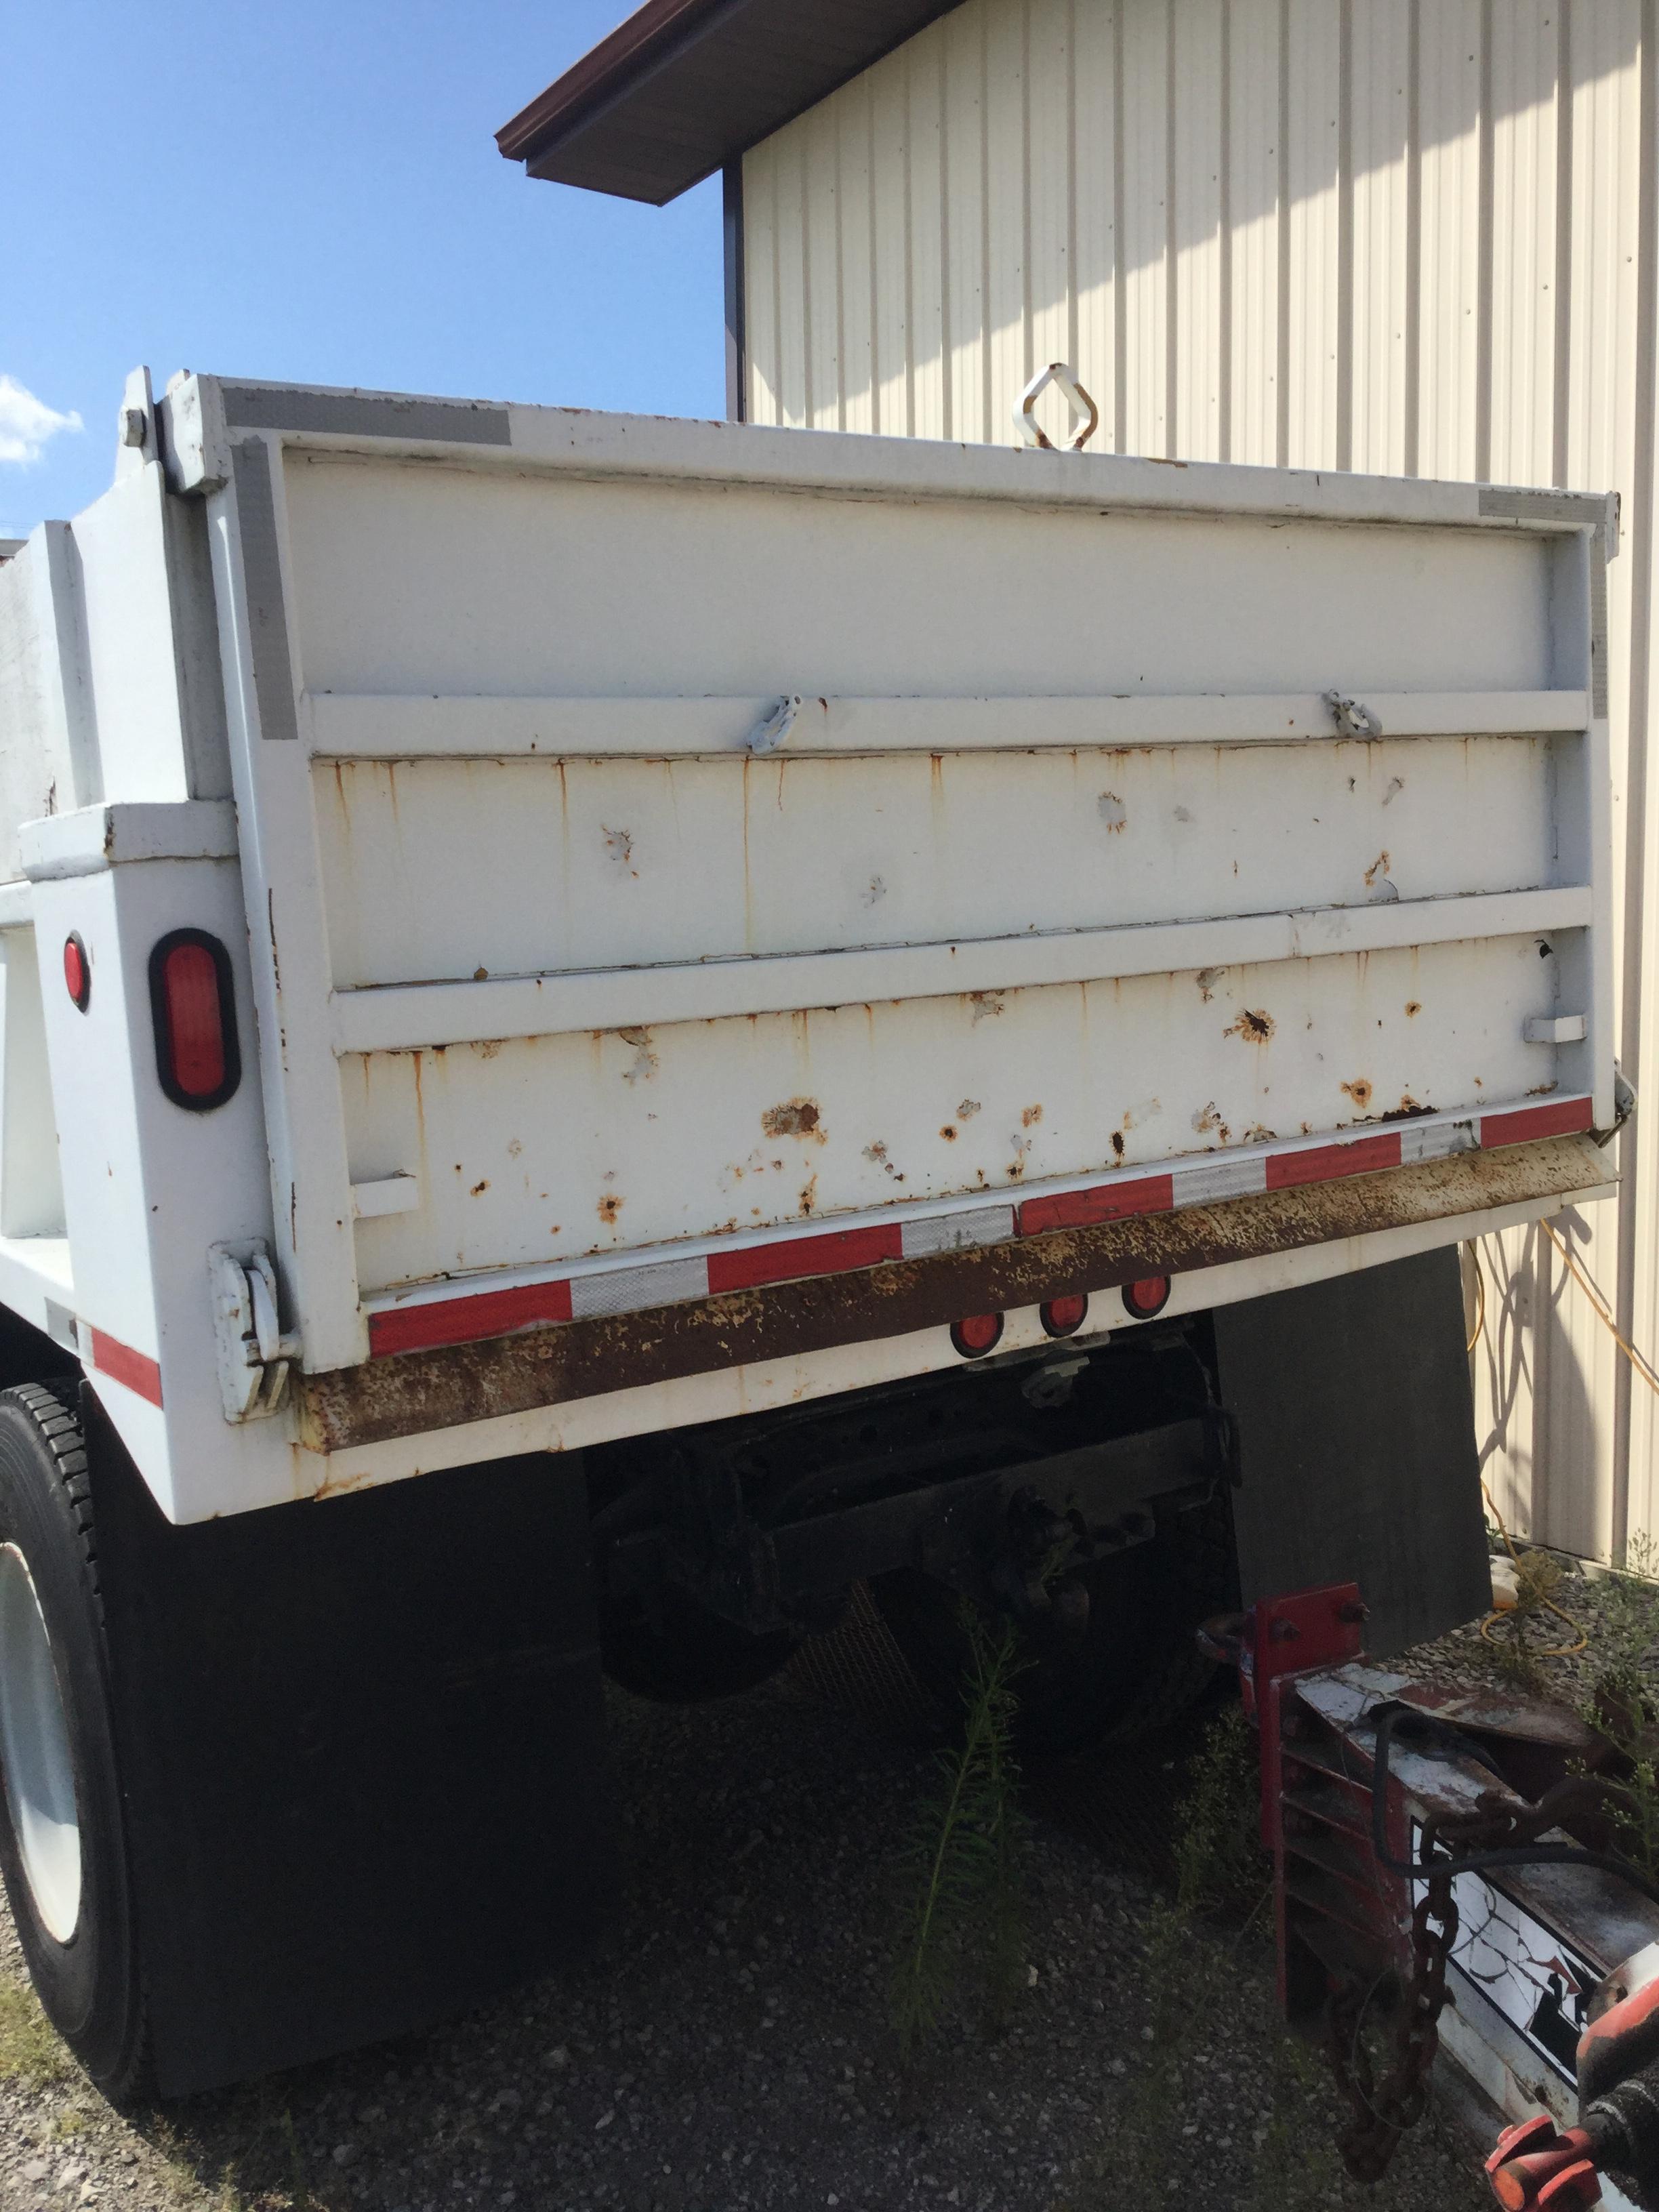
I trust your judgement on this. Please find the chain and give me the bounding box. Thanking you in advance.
[1326,1775,1633,2184]
[1328,1820,1460,2181]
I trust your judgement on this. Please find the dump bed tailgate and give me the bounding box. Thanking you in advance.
[182,382,1612,1379]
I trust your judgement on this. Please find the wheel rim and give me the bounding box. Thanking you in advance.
[0,1543,81,1943]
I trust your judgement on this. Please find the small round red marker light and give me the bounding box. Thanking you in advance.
[1041,1292,1088,1338]
[950,1311,1004,1359]
[63,934,90,1012]
[1121,1275,1172,1320]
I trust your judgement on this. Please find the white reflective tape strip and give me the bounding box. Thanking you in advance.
[568,1254,712,1321]
[1399,1118,1479,1164]
[366,1092,1551,1345]
[900,1206,1018,1257]
[1172,1154,1270,1207]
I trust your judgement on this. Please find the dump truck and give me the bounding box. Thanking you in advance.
[0,367,1621,2093]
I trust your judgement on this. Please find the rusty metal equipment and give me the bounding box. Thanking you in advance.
[1486,1946,1659,2209]
[1202,1588,1659,2205]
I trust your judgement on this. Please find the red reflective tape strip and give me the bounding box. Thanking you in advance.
[369,1277,574,1359]
[1264,1132,1402,1190]
[706,1223,903,1295]
[89,1328,163,1408]
[1481,1095,1594,1149]
[1018,1174,1174,1237]
[364,1099,1548,1359]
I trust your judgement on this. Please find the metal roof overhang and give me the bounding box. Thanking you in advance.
[496,0,962,204]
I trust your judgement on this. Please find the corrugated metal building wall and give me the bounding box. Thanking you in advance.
[739,0,1658,1561]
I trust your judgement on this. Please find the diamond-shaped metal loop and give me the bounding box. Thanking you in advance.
[1015,361,1101,451]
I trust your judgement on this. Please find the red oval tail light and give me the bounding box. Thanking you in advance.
[63,934,91,1012]
[149,930,240,1110]
[1121,1275,1172,1320]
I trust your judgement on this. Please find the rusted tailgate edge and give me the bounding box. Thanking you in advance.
[299,1134,1607,1453]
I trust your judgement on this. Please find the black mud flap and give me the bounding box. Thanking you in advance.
[1210,1246,1489,1656]
[83,1391,611,2096]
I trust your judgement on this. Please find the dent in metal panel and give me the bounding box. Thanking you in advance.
[229,441,300,745]
[220,386,512,446]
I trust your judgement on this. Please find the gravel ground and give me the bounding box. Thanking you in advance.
[0,1614,1490,2212]
[1411,1538,1659,1708]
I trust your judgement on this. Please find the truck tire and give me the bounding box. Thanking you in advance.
[78,1393,611,2097]
[0,1383,146,2095]
[871,1486,1235,1757]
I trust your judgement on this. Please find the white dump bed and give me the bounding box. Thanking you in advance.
[0,374,1620,1517]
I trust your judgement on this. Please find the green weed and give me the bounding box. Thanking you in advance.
[1574,1536,1659,1878]
[1595,1531,1659,1716]
[890,1602,1030,2056]
[274,2104,312,2212]
[1174,1703,1267,1918]
[1488,1545,1569,1691]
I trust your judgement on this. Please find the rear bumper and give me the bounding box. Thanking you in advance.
[301,1130,1612,1456]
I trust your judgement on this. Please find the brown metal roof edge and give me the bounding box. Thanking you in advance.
[497,0,970,202]
[495,0,737,165]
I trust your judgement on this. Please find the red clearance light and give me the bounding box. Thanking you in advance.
[63,934,90,1012]
[1121,1275,1172,1320]
[149,930,241,1111]
[1041,1292,1088,1338]
[950,1311,1004,1359]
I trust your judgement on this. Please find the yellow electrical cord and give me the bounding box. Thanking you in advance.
[1477,1474,1588,1656]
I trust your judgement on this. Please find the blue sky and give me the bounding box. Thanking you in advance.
[1,1,723,537]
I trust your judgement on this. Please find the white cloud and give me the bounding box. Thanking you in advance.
[0,376,83,467]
